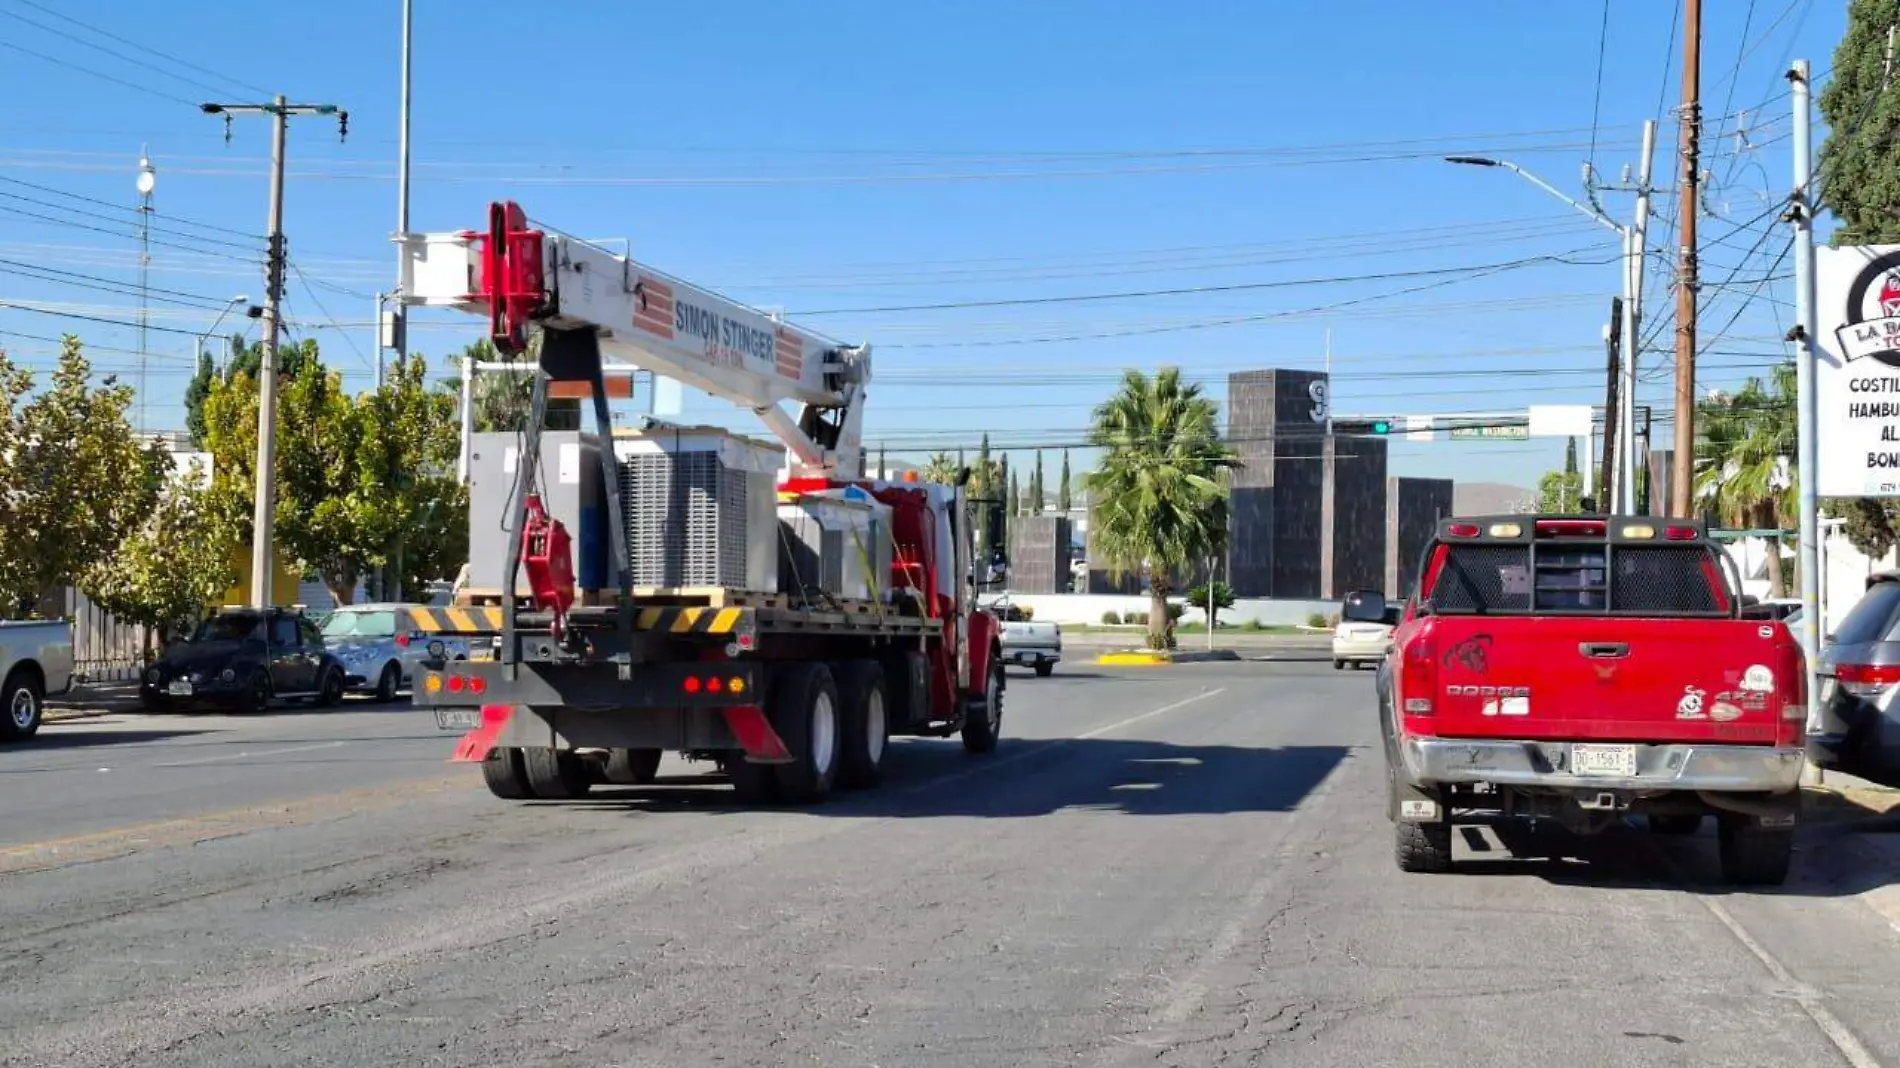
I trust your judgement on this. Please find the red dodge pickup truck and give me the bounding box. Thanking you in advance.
[1371,515,1808,886]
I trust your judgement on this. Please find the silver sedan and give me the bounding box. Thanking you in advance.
[319,603,469,702]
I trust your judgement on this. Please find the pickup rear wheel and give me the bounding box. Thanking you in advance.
[0,668,43,741]
[1034,661,1055,678]
[1717,813,1794,886]
[482,747,535,799]
[1648,814,1703,835]
[521,747,593,800]
[1394,818,1453,874]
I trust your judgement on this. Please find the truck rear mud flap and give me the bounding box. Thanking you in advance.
[447,702,793,766]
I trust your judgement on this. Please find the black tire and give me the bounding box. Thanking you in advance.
[835,660,889,790]
[1395,819,1453,874]
[1648,813,1703,836]
[242,672,272,715]
[605,747,664,785]
[521,747,592,799]
[961,654,1004,756]
[0,668,43,741]
[317,667,346,708]
[374,662,401,703]
[1034,661,1055,678]
[482,747,535,799]
[771,662,841,803]
[1718,813,1794,886]
[1333,659,1345,670]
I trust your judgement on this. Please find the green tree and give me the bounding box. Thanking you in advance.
[81,462,238,654]
[0,338,161,616]
[1187,579,1235,629]
[1536,469,1583,513]
[1029,449,1045,514]
[974,434,994,557]
[920,452,961,485]
[438,337,581,432]
[1564,436,1579,477]
[877,444,887,479]
[183,336,318,448]
[1082,368,1238,650]
[1009,468,1021,517]
[359,353,468,599]
[1057,449,1072,512]
[1694,364,1797,596]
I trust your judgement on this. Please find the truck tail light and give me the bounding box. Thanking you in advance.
[1836,662,1900,698]
[1399,634,1437,732]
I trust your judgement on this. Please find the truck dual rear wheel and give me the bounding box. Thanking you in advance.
[521,746,593,800]
[482,747,535,799]
[835,660,888,789]
[769,661,841,803]
[605,747,664,786]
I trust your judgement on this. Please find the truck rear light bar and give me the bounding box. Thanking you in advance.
[683,673,748,696]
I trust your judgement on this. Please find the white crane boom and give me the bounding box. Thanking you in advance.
[398,201,870,478]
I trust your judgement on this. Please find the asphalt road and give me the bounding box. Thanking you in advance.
[3,663,1900,1067]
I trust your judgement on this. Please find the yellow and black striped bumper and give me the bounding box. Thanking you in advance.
[405,605,753,639]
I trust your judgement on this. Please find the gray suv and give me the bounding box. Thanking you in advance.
[1809,572,1900,786]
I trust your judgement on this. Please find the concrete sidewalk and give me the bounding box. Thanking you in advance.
[46,680,144,721]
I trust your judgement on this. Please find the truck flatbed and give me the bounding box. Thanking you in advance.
[409,588,934,641]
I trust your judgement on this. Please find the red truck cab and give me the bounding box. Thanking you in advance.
[1375,515,1808,885]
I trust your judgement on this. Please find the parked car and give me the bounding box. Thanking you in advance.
[992,599,1062,676]
[320,602,469,702]
[0,619,75,742]
[141,606,347,714]
[1809,571,1900,786]
[1333,589,1396,670]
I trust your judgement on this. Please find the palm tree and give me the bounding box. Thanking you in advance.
[1083,368,1237,650]
[920,452,961,485]
[1694,362,1796,596]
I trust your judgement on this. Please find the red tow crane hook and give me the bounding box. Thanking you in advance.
[520,493,575,643]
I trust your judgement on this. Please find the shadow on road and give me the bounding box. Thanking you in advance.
[1433,815,1900,899]
[3,729,204,751]
[566,736,1356,819]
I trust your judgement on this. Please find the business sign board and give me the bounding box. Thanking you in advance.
[1528,404,1593,438]
[1819,245,1900,496]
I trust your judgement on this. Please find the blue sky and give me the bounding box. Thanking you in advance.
[0,0,1844,490]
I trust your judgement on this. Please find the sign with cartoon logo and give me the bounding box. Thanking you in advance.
[1818,245,1900,496]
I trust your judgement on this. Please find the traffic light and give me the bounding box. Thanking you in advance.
[1332,418,1394,436]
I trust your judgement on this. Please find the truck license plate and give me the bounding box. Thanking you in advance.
[167,680,193,696]
[435,708,481,731]
[1571,743,1637,777]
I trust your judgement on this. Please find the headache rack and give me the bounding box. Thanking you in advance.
[1419,515,1742,618]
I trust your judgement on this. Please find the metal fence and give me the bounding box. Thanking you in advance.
[55,587,147,684]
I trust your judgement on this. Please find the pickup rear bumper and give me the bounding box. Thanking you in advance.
[1398,736,1805,794]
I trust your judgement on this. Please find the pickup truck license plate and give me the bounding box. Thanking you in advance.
[1572,743,1637,777]
[468,648,494,663]
[166,680,193,697]
[435,708,481,731]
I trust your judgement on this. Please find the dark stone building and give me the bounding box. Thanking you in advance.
[1384,477,1454,599]
[1323,435,1388,597]
[1008,515,1072,594]
[1226,369,1331,597]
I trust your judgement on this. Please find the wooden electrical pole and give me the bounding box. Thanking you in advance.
[1670,0,1702,518]
[1601,296,1623,509]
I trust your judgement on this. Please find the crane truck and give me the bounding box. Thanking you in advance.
[398,202,1005,804]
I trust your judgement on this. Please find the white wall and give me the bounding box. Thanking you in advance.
[985,591,1337,627]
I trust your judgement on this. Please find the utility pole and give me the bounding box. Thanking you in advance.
[1601,296,1622,507]
[393,0,414,366]
[1788,59,1822,735]
[135,151,155,436]
[1624,120,1657,513]
[1671,0,1703,517]
[202,96,348,608]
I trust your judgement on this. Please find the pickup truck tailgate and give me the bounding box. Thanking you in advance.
[1413,615,1801,745]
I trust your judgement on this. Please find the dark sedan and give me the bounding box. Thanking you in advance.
[141,607,347,714]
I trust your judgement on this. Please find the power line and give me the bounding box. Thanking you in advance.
[3,0,272,97]
[1588,0,1612,165]
[287,261,373,372]
[0,299,213,337]
[0,38,195,107]
[794,248,1618,317]
[0,257,240,308]
[0,173,262,238]
[0,5,243,100]
[0,199,262,261]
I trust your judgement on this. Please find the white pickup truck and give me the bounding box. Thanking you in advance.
[990,599,1062,677]
[0,619,74,741]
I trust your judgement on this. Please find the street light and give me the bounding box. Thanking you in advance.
[135,152,156,436]
[1443,151,1645,512]
[196,295,255,371]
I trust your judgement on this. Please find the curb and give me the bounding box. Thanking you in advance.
[1095,649,1244,666]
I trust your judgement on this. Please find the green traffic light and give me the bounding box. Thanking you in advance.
[1372,420,1390,434]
